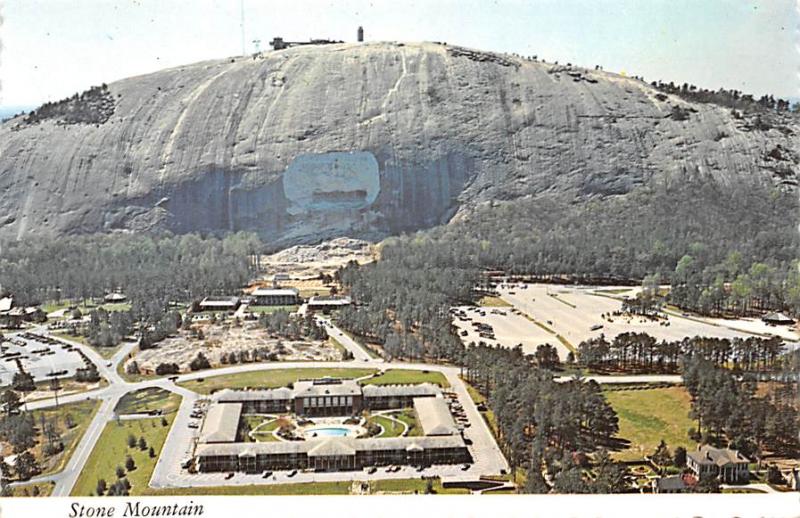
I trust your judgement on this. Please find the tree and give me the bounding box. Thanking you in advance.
[189,352,211,371]
[673,446,687,467]
[11,372,35,412]
[692,474,720,493]
[115,465,125,478]
[49,377,62,408]
[125,455,136,471]
[14,451,39,481]
[148,446,155,458]
[524,459,549,494]
[0,390,22,415]
[127,434,136,448]
[138,436,147,450]
[553,465,590,494]
[651,440,672,471]
[96,478,107,496]
[592,449,628,493]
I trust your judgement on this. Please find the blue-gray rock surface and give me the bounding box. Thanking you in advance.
[0,42,796,244]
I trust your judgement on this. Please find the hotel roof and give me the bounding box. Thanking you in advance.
[199,296,240,307]
[252,288,300,297]
[293,378,362,398]
[361,383,441,398]
[195,435,466,458]
[199,403,242,443]
[213,387,294,402]
[414,397,458,436]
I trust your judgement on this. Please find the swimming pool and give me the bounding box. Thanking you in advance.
[304,426,355,438]
[306,426,351,437]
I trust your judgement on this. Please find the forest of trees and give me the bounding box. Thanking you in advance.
[0,232,261,314]
[681,354,798,460]
[259,310,327,341]
[577,333,786,374]
[463,344,627,493]
[336,177,799,364]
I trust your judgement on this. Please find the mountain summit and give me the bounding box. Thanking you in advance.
[0,42,796,244]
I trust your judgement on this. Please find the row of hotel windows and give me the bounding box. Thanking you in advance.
[303,396,354,407]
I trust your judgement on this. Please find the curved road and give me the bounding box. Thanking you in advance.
[9,319,678,496]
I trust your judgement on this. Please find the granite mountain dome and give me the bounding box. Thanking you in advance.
[0,41,796,245]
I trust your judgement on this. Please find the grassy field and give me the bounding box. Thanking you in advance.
[7,481,54,497]
[71,396,180,496]
[463,381,499,436]
[604,386,698,461]
[114,388,181,416]
[242,415,282,442]
[478,296,512,307]
[29,399,100,476]
[389,408,422,436]
[43,300,132,315]
[368,415,405,438]
[370,478,469,494]
[361,369,450,388]
[178,368,377,394]
[143,481,352,496]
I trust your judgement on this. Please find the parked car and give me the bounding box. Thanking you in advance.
[288,469,298,477]
[225,472,235,480]
[262,471,272,478]
[590,324,604,331]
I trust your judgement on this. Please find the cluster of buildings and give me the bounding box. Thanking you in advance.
[654,445,751,493]
[198,288,351,314]
[194,378,471,473]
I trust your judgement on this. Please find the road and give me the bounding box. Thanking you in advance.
[8,316,682,495]
[317,316,378,362]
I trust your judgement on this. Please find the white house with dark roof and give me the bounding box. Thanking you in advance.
[686,445,749,483]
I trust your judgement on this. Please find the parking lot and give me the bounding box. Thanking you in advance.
[497,284,776,348]
[0,331,88,385]
[148,361,509,489]
[451,305,570,360]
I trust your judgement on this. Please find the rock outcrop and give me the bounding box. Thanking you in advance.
[0,42,797,244]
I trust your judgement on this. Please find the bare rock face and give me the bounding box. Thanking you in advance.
[0,42,797,244]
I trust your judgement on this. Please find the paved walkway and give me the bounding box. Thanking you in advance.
[7,319,681,495]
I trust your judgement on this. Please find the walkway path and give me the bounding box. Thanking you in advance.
[8,320,677,495]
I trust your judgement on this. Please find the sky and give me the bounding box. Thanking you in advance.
[0,0,798,108]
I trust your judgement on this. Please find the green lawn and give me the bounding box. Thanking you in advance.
[144,481,352,496]
[42,300,131,315]
[30,399,100,477]
[71,400,180,496]
[390,408,422,437]
[8,481,54,497]
[371,478,469,494]
[178,368,377,395]
[478,296,511,307]
[241,415,282,442]
[604,386,698,461]
[463,381,499,436]
[368,415,405,438]
[114,388,181,416]
[361,369,450,388]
